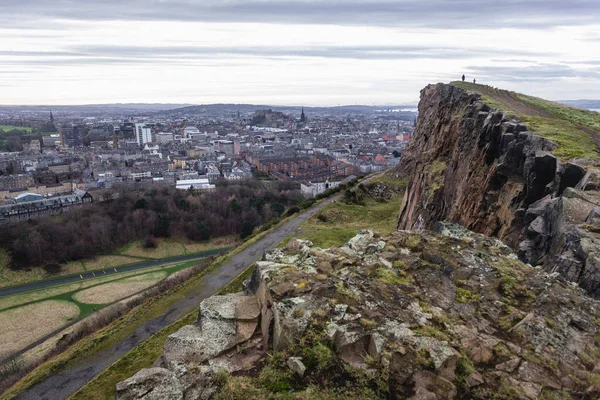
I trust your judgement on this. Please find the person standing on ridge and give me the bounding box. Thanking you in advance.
[462,74,465,82]
[473,78,476,84]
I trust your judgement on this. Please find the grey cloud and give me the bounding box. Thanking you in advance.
[0,44,555,68]
[466,63,600,82]
[1,0,599,29]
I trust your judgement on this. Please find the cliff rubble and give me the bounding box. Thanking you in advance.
[398,83,600,295]
[117,228,600,399]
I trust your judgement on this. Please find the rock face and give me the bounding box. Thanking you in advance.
[398,83,600,295]
[117,229,600,399]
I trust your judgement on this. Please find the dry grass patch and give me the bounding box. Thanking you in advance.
[183,236,238,253]
[73,271,167,305]
[83,255,143,271]
[120,238,187,259]
[0,300,79,357]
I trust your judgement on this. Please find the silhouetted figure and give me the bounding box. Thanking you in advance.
[473,78,476,84]
[462,74,465,82]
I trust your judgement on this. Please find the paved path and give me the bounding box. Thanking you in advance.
[0,249,229,298]
[15,194,341,400]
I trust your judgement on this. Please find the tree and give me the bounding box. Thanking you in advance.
[240,220,256,239]
[143,235,157,248]
[155,213,171,237]
[133,198,148,209]
[270,202,285,216]
[43,263,62,275]
[230,199,243,213]
[392,150,401,158]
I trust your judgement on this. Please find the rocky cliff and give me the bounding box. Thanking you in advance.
[117,228,600,400]
[398,83,600,295]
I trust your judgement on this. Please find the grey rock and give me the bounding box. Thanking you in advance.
[115,368,183,400]
[287,357,307,377]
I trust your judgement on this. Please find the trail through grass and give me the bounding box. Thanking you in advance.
[451,81,600,161]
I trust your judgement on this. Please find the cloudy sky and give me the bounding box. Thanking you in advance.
[1,0,600,106]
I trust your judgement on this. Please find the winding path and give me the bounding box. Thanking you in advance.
[15,193,343,400]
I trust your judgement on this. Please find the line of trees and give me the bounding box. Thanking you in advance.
[1,180,303,270]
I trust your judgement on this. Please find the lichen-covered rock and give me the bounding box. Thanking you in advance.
[162,293,259,371]
[116,368,183,400]
[119,228,600,399]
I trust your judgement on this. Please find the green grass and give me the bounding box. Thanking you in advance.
[0,125,32,133]
[296,194,403,248]
[451,81,600,161]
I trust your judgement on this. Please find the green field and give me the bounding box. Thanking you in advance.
[0,125,32,133]
[452,81,600,161]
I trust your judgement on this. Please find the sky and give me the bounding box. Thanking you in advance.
[1,0,600,106]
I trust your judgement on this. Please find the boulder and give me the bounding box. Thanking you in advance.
[163,293,259,370]
[116,368,183,400]
[287,357,307,377]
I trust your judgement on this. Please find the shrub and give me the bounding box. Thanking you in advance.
[143,235,157,249]
[43,263,62,275]
[284,206,300,217]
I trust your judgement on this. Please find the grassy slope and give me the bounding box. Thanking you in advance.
[451,81,600,161]
[296,176,406,248]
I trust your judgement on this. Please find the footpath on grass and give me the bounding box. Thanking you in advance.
[12,193,344,400]
[0,248,229,298]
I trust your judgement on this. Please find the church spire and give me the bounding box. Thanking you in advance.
[300,107,306,123]
[50,111,54,124]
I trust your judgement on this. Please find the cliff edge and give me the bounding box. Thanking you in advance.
[398,82,600,296]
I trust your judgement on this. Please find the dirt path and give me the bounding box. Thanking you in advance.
[13,193,346,400]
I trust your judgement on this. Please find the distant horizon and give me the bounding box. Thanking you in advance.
[0,102,420,109]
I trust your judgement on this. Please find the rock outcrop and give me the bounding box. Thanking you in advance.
[398,83,600,295]
[118,228,600,399]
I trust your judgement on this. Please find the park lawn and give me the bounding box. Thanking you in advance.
[296,194,403,248]
[0,125,32,133]
[0,251,146,289]
[0,265,169,311]
[451,81,600,161]
[0,300,79,357]
[73,271,167,305]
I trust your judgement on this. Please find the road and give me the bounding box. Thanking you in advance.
[15,193,343,400]
[0,248,229,298]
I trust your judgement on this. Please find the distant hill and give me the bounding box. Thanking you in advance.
[0,103,194,115]
[559,99,600,110]
[154,103,418,116]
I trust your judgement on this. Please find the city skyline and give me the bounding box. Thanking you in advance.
[2,0,600,105]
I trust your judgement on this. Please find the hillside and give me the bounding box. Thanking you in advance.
[451,81,600,160]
